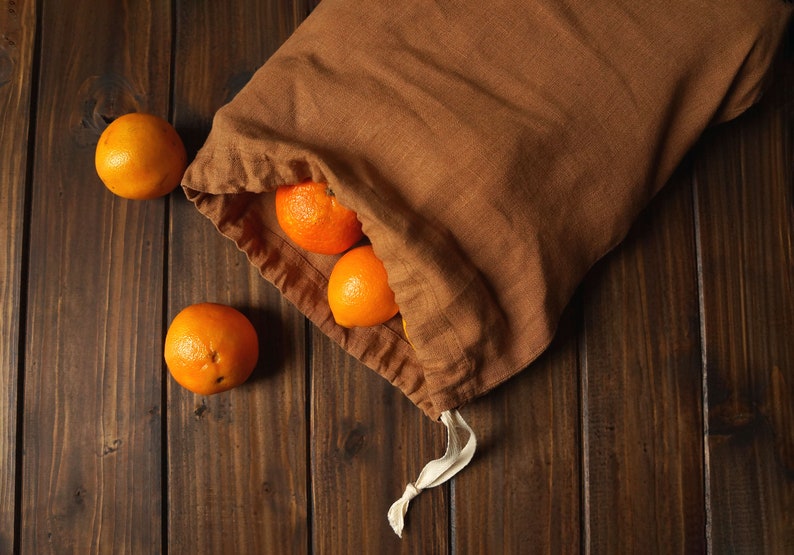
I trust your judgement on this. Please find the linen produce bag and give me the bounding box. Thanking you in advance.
[182,0,793,536]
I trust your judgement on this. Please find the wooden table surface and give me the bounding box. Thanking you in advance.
[2,1,793,553]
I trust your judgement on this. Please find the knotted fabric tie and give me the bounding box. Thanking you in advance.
[387,409,477,537]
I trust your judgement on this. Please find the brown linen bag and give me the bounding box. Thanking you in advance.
[182,0,793,536]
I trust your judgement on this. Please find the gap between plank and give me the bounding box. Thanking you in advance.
[577,296,591,555]
[14,0,45,552]
[691,171,712,555]
[160,1,179,552]
[304,317,314,554]
[449,477,456,553]
[160,195,171,555]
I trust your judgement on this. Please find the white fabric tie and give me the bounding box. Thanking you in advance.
[387,409,477,537]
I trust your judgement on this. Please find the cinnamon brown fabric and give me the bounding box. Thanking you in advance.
[182,0,793,420]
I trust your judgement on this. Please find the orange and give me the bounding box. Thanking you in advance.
[164,302,259,395]
[95,112,187,200]
[275,181,364,255]
[327,245,399,328]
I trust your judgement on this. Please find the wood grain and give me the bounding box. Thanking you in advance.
[167,1,312,553]
[310,329,449,554]
[581,167,706,553]
[20,1,170,552]
[453,309,581,553]
[693,58,794,552]
[0,0,35,551]
[165,218,308,553]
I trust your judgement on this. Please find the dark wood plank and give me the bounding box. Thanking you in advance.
[165,227,308,553]
[0,0,35,551]
[310,331,449,553]
[453,310,581,553]
[581,167,706,552]
[693,57,794,552]
[20,1,170,552]
[167,2,311,552]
